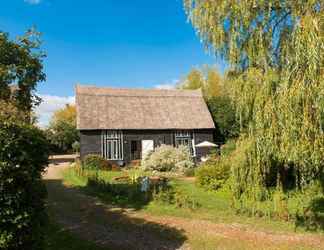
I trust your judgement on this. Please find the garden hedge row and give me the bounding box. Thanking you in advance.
[0,121,49,250]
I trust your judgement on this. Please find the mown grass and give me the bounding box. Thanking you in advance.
[62,167,322,235]
[145,179,301,233]
[187,234,315,250]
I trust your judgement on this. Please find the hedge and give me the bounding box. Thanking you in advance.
[0,120,49,250]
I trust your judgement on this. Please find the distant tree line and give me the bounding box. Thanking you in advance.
[45,104,79,154]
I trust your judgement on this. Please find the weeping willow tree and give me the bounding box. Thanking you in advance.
[184,1,324,201]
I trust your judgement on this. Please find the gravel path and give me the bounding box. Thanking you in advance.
[44,160,324,250]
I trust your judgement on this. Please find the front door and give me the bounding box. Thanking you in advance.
[142,140,154,160]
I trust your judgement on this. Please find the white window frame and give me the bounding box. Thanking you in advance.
[101,130,123,160]
[174,130,195,156]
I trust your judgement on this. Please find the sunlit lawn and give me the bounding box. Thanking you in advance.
[62,167,312,234]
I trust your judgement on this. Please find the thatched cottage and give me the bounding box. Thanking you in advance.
[76,85,216,164]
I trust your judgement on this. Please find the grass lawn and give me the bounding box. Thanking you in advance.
[62,167,309,234]
[56,167,324,250]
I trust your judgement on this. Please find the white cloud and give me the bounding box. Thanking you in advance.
[154,79,179,90]
[24,0,42,5]
[154,84,175,90]
[35,94,75,128]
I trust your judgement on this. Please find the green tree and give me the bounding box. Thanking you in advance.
[184,0,323,197]
[207,96,239,142]
[178,66,224,99]
[180,68,204,90]
[0,29,46,115]
[179,67,239,141]
[205,68,223,98]
[46,104,79,153]
[0,29,48,249]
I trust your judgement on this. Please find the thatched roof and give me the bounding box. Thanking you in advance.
[76,85,215,130]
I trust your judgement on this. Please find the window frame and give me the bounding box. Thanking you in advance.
[174,130,195,156]
[101,130,123,160]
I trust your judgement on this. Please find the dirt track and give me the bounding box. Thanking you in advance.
[44,159,324,250]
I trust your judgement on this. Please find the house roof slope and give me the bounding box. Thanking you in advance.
[76,85,215,130]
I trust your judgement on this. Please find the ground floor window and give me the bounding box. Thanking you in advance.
[174,130,195,156]
[101,130,123,160]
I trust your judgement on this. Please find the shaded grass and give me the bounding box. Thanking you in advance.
[45,222,109,250]
[45,175,187,250]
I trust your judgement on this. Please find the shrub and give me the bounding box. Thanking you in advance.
[196,158,230,191]
[220,139,236,157]
[82,154,111,170]
[141,144,194,173]
[153,185,201,210]
[184,168,195,177]
[0,119,49,250]
[72,141,80,153]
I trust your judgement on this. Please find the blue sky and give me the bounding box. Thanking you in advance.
[1,0,225,125]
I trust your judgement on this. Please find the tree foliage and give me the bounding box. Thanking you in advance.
[0,29,46,114]
[179,66,223,99]
[0,101,49,250]
[181,68,204,91]
[184,1,324,198]
[207,95,240,141]
[179,66,240,141]
[46,104,79,153]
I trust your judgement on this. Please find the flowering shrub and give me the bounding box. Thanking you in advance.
[141,144,194,173]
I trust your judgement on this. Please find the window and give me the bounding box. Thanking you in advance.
[174,130,195,156]
[102,130,123,160]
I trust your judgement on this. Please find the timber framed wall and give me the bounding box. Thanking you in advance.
[80,129,215,164]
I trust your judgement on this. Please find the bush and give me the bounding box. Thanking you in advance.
[220,139,236,157]
[196,158,230,191]
[184,168,195,177]
[141,145,194,173]
[0,119,49,250]
[153,185,201,210]
[82,154,111,170]
[72,141,80,153]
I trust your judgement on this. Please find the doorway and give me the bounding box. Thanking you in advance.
[130,140,142,160]
[142,140,154,160]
